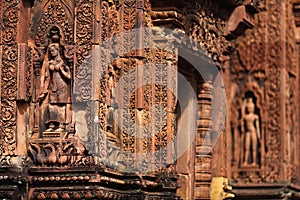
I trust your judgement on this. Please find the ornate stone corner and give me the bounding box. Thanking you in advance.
[224,5,255,40]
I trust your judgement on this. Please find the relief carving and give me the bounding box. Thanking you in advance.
[34,0,74,47]
[38,42,71,133]
[228,0,300,189]
[227,0,269,183]
[228,74,265,183]
[241,97,260,166]
[27,137,93,167]
[25,0,94,170]
[2,0,299,199]
[0,0,19,163]
[263,0,282,183]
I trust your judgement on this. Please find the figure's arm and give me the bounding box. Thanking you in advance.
[255,115,261,140]
[241,100,246,134]
[43,64,50,92]
[60,63,71,79]
[40,62,46,91]
[39,62,49,100]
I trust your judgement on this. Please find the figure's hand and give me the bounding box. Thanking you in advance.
[60,65,66,73]
[60,65,71,79]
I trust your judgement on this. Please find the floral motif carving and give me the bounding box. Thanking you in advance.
[75,0,93,46]
[2,0,18,45]
[185,1,231,67]
[284,0,298,182]
[263,0,282,183]
[28,136,94,167]
[0,0,19,161]
[34,0,74,47]
[74,0,93,102]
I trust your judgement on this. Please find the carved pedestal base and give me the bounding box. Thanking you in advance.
[0,167,25,200]
[28,167,180,200]
[42,131,68,138]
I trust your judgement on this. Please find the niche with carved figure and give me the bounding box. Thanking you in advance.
[26,0,94,168]
[38,27,72,135]
[238,91,261,168]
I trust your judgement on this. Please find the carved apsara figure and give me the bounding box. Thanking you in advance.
[107,64,116,106]
[241,97,261,166]
[39,43,71,132]
[105,64,118,142]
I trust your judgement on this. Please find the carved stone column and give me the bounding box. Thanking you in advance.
[195,80,213,200]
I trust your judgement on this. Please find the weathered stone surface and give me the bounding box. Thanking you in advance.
[1,0,299,199]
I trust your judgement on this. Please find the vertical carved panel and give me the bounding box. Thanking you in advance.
[74,0,93,101]
[2,0,18,45]
[264,0,282,182]
[284,0,298,182]
[73,0,96,162]
[94,0,122,165]
[100,1,110,43]
[152,48,177,172]
[0,45,18,159]
[26,47,33,101]
[0,0,19,163]
[119,0,137,56]
[118,58,137,171]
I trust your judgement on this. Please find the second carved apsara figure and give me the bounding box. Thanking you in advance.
[39,43,71,132]
[241,97,261,166]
